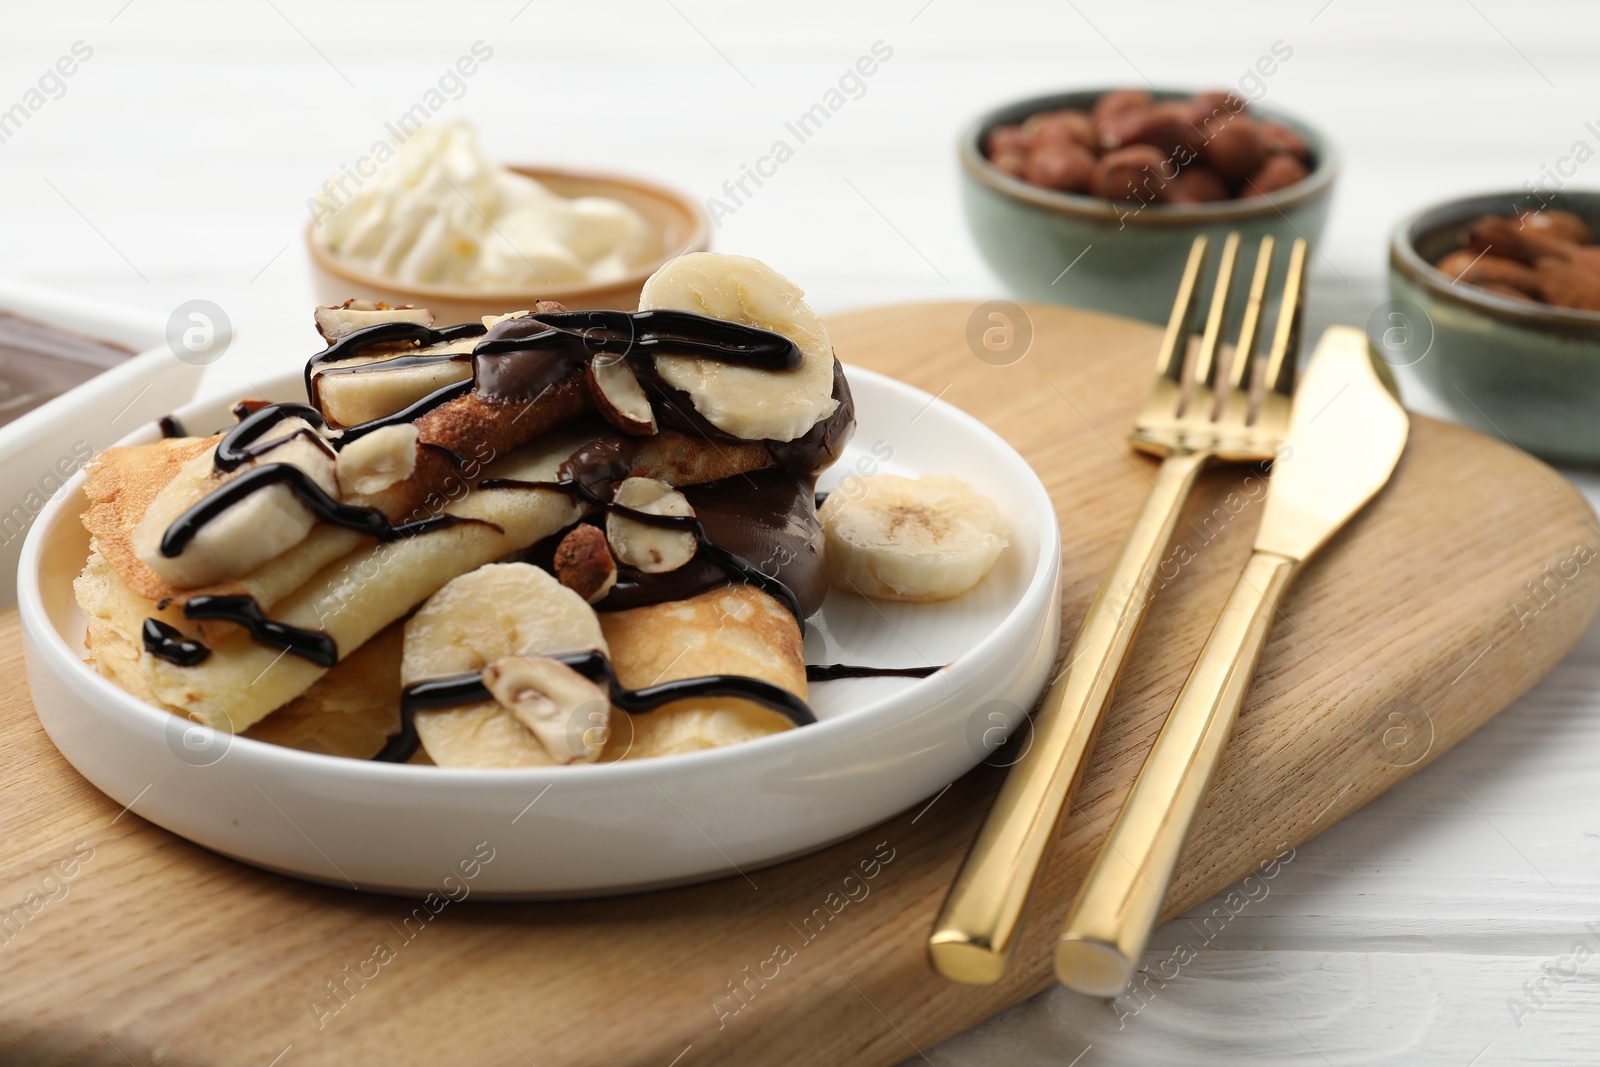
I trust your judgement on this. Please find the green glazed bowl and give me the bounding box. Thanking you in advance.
[1389,190,1600,466]
[959,88,1338,324]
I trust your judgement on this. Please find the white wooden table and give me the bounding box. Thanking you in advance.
[5,2,1599,1063]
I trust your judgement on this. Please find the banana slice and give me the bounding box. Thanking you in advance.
[819,474,1008,603]
[606,477,697,573]
[131,416,340,589]
[403,562,612,766]
[336,423,419,495]
[638,252,838,442]
[311,335,477,428]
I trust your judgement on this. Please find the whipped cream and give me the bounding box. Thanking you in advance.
[312,122,661,289]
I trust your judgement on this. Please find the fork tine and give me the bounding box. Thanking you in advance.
[1258,238,1308,402]
[1188,231,1240,413]
[1227,235,1274,392]
[1155,236,1208,383]
[1209,234,1273,422]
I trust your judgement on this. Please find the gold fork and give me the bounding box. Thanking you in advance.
[928,232,1308,984]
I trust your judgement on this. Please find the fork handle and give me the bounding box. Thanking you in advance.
[928,450,1209,984]
[1054,548,1297,996]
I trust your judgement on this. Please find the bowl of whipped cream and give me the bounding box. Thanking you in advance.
[305,121,710,316]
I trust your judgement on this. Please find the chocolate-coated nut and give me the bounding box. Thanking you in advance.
[1022,108,1095,151]
[1518,209,1591,246]
[1188,93,1245,143]
[1097,106,1150,151]
[1457,253,1543,296]
[1191,90,1247,120]
[1466,216,1571,265]
[1536,256,1600,311]
[986,124,1031,158]
[1474,281,1534,301]
[1091,89,1151,126]
[1204,117,1267,181]
[1023,143,1096,192]
[1554,243,1600,277]
[1091,145,1169,202]
[1121,101,1205,156]
[1001,90,1307,206]
[1242,153,1308,195]
[1093,90,1153,150]
[1435,249,1481,280]
[991,149,1029,178]
[1440,211,1600,310]
[1165,166,1231,204]
[1258,121,1311,163]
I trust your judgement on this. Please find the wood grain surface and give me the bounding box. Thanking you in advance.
[3,302,1596,1067]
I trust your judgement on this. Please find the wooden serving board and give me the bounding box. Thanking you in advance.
[4,302,1596,1067]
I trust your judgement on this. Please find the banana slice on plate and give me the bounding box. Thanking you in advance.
[311,334,478,428]
[130,415,339,589]
[819,474,1009,603]
[639,252,838,443]
[403,562,612,767]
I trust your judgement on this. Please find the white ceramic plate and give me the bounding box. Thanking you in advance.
[19,365,1060,898]
[0,280,206,605]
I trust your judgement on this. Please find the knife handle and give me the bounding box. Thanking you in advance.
[928,450,1209,985]
[1054,548,1296,996]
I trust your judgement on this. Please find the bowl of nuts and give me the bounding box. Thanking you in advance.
[1389,191,1600,464]
[960,87,1337,323]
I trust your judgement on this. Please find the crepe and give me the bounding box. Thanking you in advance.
[599,584,803,761]
[83,435,367,619]
[78,430,794,736]
[241,622,406,758]
[78,430,595,732]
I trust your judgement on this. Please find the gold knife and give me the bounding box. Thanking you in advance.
[1054,324,1409,995]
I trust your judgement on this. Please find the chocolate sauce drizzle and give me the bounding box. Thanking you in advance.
[158,463,495,560]
[470,308,797,400]
[212,402,330,471]
[143,309,876,751]
[421,441,470,469]
[805,663,942,681]
[306,308,850,472]
[303,321,485,411]
[373,649,817,763]
[162,309,839,568]
[157,415,187,439]
[141,618,209,666]
[143,399,501,563]
[480,475,805,625]
[182,595,338,668]
[340,379,473,444]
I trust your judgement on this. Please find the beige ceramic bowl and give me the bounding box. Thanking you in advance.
[305,166,711,318]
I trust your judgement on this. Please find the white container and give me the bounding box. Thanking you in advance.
[20,366,1060,898]
[0,280,206,604]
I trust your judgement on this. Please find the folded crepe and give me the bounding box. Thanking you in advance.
[599,584,805,761]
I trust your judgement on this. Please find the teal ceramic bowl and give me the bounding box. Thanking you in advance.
[960,89,1338,324]
[1389,190,1600,466]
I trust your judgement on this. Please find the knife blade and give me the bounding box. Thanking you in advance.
[1254,325,1410,563]
[1053,325,1409,996]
